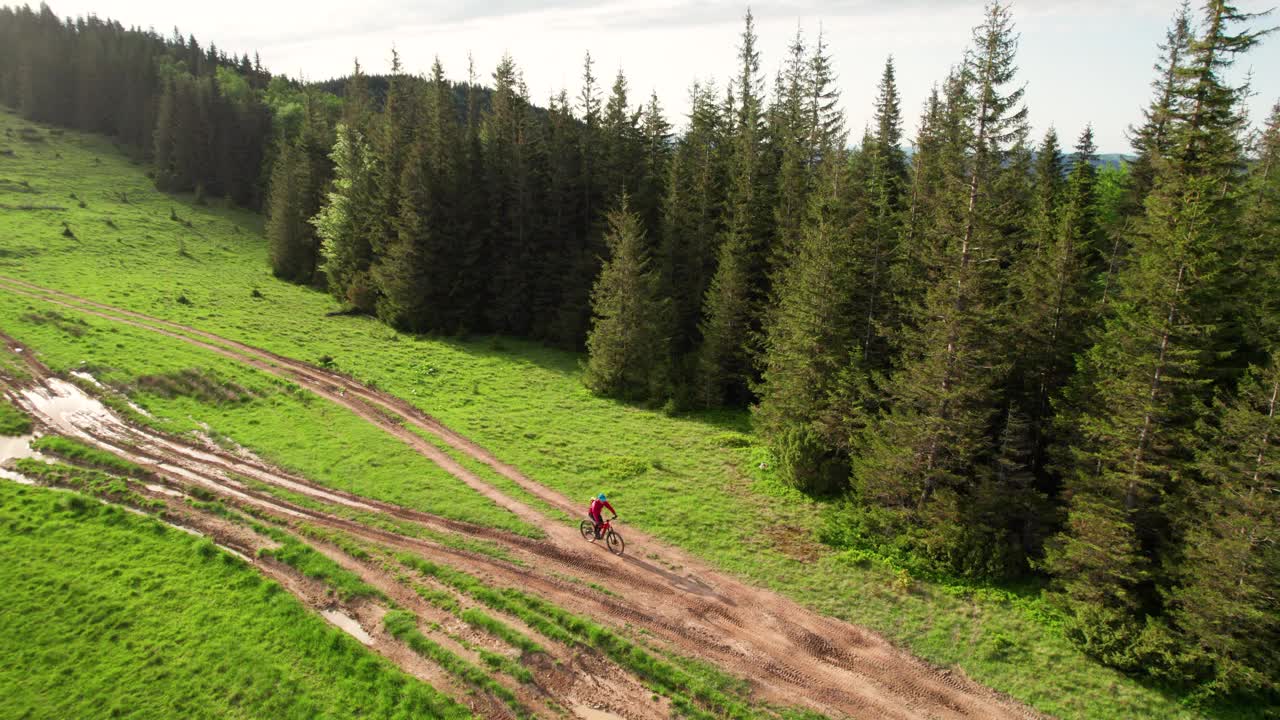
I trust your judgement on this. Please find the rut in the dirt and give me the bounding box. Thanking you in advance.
[0,276,1043,720]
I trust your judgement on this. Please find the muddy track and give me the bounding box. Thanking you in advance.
[0,276,1044,720]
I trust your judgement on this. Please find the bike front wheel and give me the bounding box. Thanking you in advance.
[606,530,625,555]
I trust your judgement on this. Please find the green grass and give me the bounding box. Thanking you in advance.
[382,609,529,717]
[30,434,148,477]
[13,457,164,512]
[250,523,383,602]
[0,109,1234,718]
[0,395,30,435]
[0,480,469,719]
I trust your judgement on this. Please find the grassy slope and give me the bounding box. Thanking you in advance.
[0,109,1230,718]
[0,481,469,720]
[0,394,30,434]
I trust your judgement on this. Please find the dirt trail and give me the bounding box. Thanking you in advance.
[0,276,1044,720]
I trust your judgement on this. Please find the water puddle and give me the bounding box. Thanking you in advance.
[21,377,118,435]
[0,433,43,484]
[145,483,185,498]
[0,433,38,462]
[573,705,627,720]
[321,608,373,645]
[69,370,103,388]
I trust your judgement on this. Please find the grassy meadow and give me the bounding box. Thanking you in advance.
[0,481,469,720]
[0,108,1255,718]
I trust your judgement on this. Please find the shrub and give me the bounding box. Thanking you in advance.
[711,432,751,448]
[774,424,846,495]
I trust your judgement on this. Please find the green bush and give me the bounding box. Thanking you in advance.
[774,424,846,495]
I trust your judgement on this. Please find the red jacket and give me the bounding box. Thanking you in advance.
[589,498,615,518]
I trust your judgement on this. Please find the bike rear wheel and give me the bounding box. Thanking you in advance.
[606,530,625,555]
[579,520,596,541]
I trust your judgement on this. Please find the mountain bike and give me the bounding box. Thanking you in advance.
[580,516,624,555]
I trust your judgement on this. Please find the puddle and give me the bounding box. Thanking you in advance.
[69,370,103,388]
[145,483,185,498]
[321,609,373,645]
[0,434,39,463]
[21,378,118,435]
[0,434,43,484]
[0,467,35,484]
[573,705,627,720]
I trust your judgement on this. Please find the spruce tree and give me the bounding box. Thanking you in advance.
[583,197,667,399]
[808,27,845,162]
[770,27,813,267]
[1127,3,1194,208]
[1010,126,1102,476]
[660,82,728,387]
[1239,103,1280,352]
[600,69,641,204]
[1170,359,1280,696]
[848,2,1029,577]
[696,9,774,406]
[266,139,313,282]
[376,59,462,332]
[1047,0,1269,663]
[1029,127,1065,248]
[312,123,378,310]
[858,56,908,370]
[754,158,861,492]
[484,54,536,335]
[636,92,672,241]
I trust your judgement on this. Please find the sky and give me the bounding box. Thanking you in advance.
[46,0,1280,152]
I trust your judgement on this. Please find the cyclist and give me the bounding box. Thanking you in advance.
[588,493,616,541]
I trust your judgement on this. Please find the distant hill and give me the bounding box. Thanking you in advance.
[903,144,1134,171]
[1094,153,1134,169]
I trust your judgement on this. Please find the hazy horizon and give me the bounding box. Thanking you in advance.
[42,0,1280,152]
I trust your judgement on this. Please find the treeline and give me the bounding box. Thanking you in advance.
[0,3,273,207]
[271,51,672,345]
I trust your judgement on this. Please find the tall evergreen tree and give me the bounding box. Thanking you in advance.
[1128,3,1194,208]
[313,123,378,310]
[583,198,667,399]
[1010,126,1102,478]
[1047,0,1269,663]
[697,9,775,406]
[754,157,862,492]
[857,56,908,370]
[266,140,314,281]
[484,54,536,335]
[1170,358,1280,696]
[635,92,672,240]
[770,27,813,266]
[660,82,729,388]
[808,26,845,162]
[848,2,1031,578]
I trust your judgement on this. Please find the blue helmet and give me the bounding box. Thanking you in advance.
[598,493,607,501]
